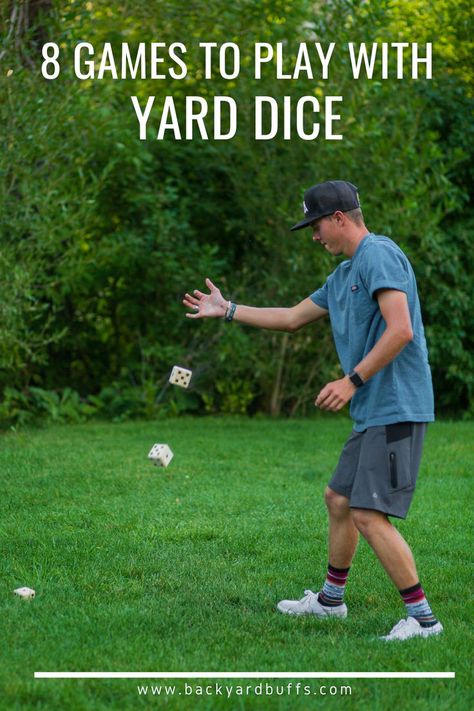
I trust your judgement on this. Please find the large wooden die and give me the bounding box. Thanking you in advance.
[169,365,192,389]
[148,443,174,467]
[14,587,36,600]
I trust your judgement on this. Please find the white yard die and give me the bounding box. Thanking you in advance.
[14,587,35,600]
[148,443,174,467]
[169,365,192,389]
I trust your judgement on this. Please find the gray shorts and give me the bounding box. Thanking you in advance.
[329,422,427,519]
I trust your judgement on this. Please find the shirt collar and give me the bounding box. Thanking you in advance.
[351,233,372,261]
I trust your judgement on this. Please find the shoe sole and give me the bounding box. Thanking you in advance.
[380,626,444,642]
[421,625,444,638]
[277,604,347,619]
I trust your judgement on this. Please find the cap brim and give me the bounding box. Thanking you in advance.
[290,209,334,231]
[290,216,316,231]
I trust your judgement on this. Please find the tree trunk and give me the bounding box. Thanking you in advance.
[1,0,53,65]
[270,332,289,417]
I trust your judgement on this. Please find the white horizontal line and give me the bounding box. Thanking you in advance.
[34,672,456,680]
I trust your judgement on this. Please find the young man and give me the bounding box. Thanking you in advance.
[183,180,442,641]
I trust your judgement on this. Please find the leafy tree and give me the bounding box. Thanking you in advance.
[0,0,472,422]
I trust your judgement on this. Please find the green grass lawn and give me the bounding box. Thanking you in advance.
[1,417,472,710]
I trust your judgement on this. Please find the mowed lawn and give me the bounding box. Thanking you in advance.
[0,417,472,710]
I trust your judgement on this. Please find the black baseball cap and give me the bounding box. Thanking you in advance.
[290,180,360,231]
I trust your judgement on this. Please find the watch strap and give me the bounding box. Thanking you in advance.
[225,302,237,322]
[348,369,365,388]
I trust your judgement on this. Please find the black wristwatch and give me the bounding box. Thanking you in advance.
[348,369,365,388]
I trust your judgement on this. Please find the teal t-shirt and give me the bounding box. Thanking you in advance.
[310,233,434,431]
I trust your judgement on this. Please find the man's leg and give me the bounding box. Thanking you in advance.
[316,488,360,609]
[276,487,358,617]
[277,425,362,618]
[350,508,417,587]
[351,508,441,638]
[325,487,359,568]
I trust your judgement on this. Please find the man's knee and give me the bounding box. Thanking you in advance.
[325,487,350,518]
[351,508,388,538]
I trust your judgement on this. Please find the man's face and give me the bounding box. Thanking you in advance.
[310,214,343,255]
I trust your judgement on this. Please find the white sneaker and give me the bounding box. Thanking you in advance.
[277,590,347,618]
[381,616,444,641]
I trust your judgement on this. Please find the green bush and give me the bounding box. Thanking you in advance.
[0,0,472,424]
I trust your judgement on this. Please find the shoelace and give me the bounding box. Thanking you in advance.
[302,589,317,605]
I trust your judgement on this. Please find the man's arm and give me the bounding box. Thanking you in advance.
[233,297,327,332]
[352,289,413,382]
[316,289,413,411]
[183,278,327,332]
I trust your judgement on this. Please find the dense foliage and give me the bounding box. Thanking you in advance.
[1,0,473,424]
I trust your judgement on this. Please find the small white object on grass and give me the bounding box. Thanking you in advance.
[14,587,35,600]
[148,444,174,467]
[169,365,192,389]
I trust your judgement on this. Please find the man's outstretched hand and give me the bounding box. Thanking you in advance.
[183,278,228,319]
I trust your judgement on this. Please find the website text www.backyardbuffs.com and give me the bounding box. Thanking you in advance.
[137,682,353,699]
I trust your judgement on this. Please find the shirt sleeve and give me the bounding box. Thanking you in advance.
[309,279,329,310]
[360,243,409,299]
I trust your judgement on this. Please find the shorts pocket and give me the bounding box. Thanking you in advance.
[389,452,398,488]
[386,424,413,491]
[387,446,412,490]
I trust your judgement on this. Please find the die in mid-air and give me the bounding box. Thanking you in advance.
[169,365,192,389]
[148,444,174,467]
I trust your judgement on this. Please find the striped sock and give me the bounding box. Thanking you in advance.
[318,563,350,607]
[400,582,438,627]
